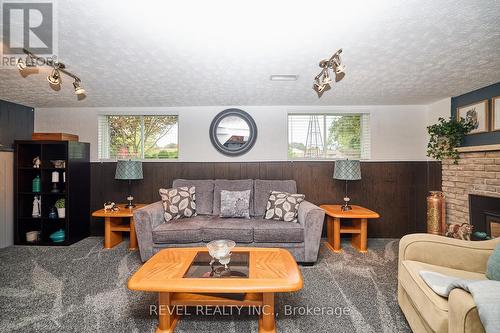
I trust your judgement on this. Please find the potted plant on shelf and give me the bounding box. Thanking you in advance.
[55,198,65,218]
[427,117,475,164]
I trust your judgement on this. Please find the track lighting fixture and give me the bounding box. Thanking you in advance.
[47,68,61,85]
[321,68,332,86]
[16,55,36,71]
[313,48,345,97]
[72,79,86,95]
[16,48,85,97]
[333,60,345,82]
[314,69,331,93]
[16,58,26,71]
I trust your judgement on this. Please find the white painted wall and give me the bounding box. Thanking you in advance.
[35,104,442,162]
[426,97,452,125]
[424,97,452,160]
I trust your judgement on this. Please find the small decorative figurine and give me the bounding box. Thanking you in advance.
[48,207,58,219]
[32,196,41,218]
[50,160,66,169]
[104,202,119,212]
[33,156,41,168]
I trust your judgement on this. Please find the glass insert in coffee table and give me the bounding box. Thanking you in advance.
[183,251,249,278]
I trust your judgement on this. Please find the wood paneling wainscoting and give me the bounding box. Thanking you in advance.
[90,161,441,238]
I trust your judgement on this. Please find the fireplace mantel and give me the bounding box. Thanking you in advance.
[457,144,500,153]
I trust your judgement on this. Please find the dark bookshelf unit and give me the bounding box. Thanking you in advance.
[14,141,90,245]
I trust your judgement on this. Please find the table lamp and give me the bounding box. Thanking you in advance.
[115,160,143,208]
[51,171,60,193]
[333,159,361,211]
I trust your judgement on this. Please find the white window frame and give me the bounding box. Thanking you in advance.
[287,112,371,160]
[98,114,180,162]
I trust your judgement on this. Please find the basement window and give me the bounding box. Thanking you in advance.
[98,115,178,160]
[288,113,370,160]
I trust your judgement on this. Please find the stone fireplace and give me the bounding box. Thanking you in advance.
[441,148,500,234]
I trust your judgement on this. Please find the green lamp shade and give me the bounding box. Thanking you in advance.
[333,159,361,180]
[115,160,143,180]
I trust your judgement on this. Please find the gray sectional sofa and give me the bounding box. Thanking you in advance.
[134,179,325,264]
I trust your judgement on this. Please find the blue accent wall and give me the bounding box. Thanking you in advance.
[451,82,500,147]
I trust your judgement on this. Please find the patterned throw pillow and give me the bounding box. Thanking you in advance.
[220,190,251,218]
[445,222,473,240]
[264,191,305,222]
[159,186,197,222]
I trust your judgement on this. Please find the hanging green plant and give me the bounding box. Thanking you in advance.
[427,117,475,164]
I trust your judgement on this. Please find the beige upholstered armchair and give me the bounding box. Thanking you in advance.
[398,233,500,333]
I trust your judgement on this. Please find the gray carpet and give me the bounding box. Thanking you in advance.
[0,238,410,333]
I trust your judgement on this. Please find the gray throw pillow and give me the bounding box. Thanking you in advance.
[486,243,500,281]
[264,191,305,222]
[159,186,197,222]
[220,190,251,218]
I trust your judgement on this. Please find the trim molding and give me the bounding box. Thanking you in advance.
[457,144,500,153]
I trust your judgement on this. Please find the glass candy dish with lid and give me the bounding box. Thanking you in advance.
[207,239,236,269]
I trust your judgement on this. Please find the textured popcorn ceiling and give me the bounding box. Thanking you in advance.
[1,0,500,108]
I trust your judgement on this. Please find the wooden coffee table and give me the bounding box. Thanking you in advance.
[320,204,380,253]
[91,204,146,250]
[128,247,303,333]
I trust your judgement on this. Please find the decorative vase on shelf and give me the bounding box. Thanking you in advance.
[49,229,65,243]
[32,175,41,193]
[427,191,446,235]
[57,208,65,219]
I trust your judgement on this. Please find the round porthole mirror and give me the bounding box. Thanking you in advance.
[209,109,258,156]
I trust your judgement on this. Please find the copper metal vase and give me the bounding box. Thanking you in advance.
[427,191,446,235]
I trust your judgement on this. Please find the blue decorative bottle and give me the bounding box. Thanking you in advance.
[48,207,58,219]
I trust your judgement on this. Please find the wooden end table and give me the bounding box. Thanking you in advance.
[320,204,380,253]
[128,247,303,333]
[92,204,146,250]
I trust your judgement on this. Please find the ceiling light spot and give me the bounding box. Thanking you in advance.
[270,74,298,81]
